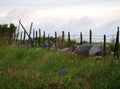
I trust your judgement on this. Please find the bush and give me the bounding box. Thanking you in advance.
[108,42,115,52]
[0,39,5,46]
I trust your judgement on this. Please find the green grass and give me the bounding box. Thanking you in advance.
[0,46,120,89]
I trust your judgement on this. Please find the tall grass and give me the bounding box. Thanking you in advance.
[0,46,120,89]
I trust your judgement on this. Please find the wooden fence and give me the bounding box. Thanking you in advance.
[13,21,119,59]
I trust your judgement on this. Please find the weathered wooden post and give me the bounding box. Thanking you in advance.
[117,27,119,59]
[103,35,106,57]
[19,20,33,46]
[20,31,23,45]
[80,32,82,45]
[62,31,64,49]
[13,32,16,43]
[55,31,57,50]
[114,27,119,59]
[8,30,11,44]
[29,22,33,46]
[33,29,35,46]
[43,31,46,49]
[68,32,71,48]
[23,31,26,45]
[29,22,33,37]
[48,34,50,50]
[36,30,38,46]
[89,30,92,44]
[38,28,41,47]
[15,23,20,44]
[16,31,19,44]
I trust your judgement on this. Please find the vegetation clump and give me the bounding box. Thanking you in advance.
[0,46,120,89]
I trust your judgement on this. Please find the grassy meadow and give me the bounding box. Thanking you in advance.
[0,46,120,89]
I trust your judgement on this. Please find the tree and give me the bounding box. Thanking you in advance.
[8,23,16,44]
[0,23,16,44]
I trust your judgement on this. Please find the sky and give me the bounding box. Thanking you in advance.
[0,0,120,41]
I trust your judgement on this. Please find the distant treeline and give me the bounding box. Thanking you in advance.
[0,23,16,44]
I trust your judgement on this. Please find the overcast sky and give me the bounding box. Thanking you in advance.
[0,0,120,41]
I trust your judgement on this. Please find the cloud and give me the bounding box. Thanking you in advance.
[0,0,120,39]
[36,18,119,42]
[0,9,31,24]
[96,20,120,35]
[1,0,120,8]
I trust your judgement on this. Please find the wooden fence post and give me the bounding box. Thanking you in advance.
[23,31,26,45]
[38,28,41,47]
[117,27,119,59]
[55,31,57,50]
[89,30,92,44]
[20,31,23,45]
[29,22,33,46]
[36,30,38,46]
[62,31,64,49]
[16,30,19,44]
[68,32,71,48]
[29,22,33,37]
[8,30,11,44]
[33,29,35,46]
[43,31,46,49]
[114,27,119,59]
[48,34,50,50]
[80,32,82,45]
[13,32,16,42]
[19,20,32,43]
[103,35,106,57]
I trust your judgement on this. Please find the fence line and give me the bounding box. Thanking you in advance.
[17,30,117,44]
[13,21,120,59]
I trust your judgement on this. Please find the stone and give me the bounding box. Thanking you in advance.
[97,44,110,55]
[41,40,54,48]
[89,45,102,57]
[81,40,89,44]
[58,69,67,76]
[74,44,93,56]
[61,48,70,52]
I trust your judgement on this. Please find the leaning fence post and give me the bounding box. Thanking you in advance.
[89,30,92,44]
[80,32,82,45]
[68,32,71,48]
[114,27,119,59]
[55,31,57,50]
[62,31,64,49]
[103,35,106,57]
[19,20,32,46]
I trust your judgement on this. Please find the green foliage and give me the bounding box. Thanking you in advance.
[0,23,16,44]
[108,42,115,52]
[0,39,5,46]
[0,46,120,89]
